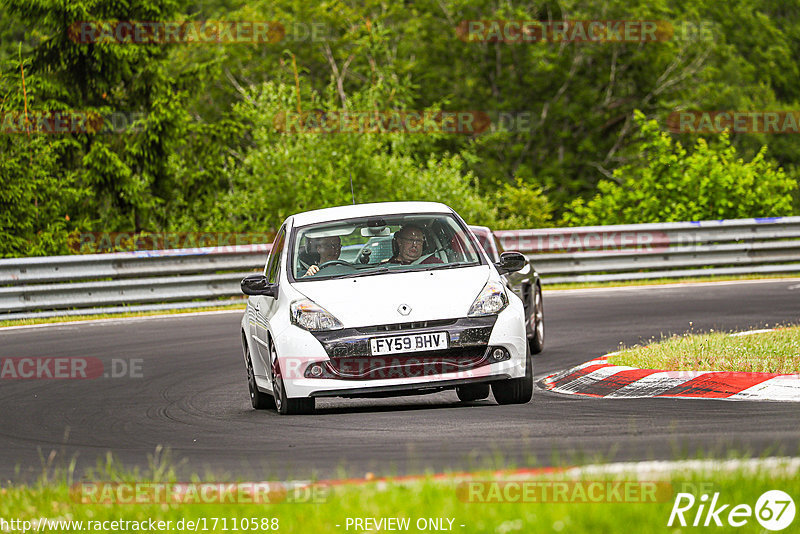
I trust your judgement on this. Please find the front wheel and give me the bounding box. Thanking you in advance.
[492,345,533,405]
[529,283,544,354]
[245,342,275,410]
[456,383,490,402]
[269,343,315,415]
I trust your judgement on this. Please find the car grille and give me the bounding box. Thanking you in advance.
[324,346,490,380]
[310,316,497,361]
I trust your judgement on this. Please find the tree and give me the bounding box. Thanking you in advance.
[200,78,498,232]
[3,0,192,233]
[0,133,85,256]
[561,111,796,225]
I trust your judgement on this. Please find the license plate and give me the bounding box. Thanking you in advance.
[370,332,449,355]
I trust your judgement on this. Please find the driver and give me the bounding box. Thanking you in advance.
[387,225,443,265]
[304,236,342,276]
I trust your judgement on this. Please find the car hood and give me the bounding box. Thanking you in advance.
[293,265,492,327]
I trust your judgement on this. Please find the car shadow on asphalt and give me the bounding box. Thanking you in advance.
[299,398,498,416]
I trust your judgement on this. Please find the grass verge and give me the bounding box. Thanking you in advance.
[0,303,246,329]
[2,459,798,533]
[544,273,800,290]
[608,326,800,374]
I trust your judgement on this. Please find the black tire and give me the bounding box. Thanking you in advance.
[456,383,490,402]
[528,283,545,354]
[492,344,533,405]
[244,341,275,410]
[269,342,315,415]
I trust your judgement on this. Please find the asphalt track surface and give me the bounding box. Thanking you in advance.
[1,279,799,483]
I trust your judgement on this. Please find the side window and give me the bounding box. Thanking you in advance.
[493,234,505,259]
[265,226,286,284]
[473,232,489,254]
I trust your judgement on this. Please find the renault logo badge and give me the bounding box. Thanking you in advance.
[397,304,411,316]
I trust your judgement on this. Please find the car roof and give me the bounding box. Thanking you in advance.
[290,201,454,227]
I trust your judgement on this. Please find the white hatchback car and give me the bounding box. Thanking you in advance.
[240,202,532,414]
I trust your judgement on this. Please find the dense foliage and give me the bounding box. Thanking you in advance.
[1,0,798,256]
[561,111,796,225]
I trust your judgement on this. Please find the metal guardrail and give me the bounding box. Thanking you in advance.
[496,216,800,284]
[2,217,800,319]
[0,245,270,285]
[0,245,270,320]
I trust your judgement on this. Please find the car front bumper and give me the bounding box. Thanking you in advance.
[270,299,528,399]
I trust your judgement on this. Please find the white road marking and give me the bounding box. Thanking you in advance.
[281,457,800,489]
[605,371,702,398]
[730,329,774,337]
[565,457,800,478]
[548,365,638,393]
[0,309,243,332]
[728,376,800,401]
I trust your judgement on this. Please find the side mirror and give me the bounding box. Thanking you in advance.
[241,274,278,297]
[495,251,527,275]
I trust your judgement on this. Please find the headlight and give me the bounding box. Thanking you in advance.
[468,281,509,317]
[290,298,344,331]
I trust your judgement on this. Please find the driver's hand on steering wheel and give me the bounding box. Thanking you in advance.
[304,265,320,277]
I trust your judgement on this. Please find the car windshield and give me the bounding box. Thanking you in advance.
[291,214,483,281]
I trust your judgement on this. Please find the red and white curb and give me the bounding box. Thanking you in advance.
[539,341,800,402]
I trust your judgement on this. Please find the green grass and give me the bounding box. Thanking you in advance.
[2,457,799,533]
[0,303,246,329]
[544,273,800,291]
[608,326,800,374]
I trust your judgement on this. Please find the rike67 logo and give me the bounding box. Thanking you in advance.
[668,490,796,531]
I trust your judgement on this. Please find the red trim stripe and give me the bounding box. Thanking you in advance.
[574,368,661,397]
[657,373,780,398]
[544,364,608,389]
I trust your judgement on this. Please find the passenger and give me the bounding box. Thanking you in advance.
[304,236,342,276]
[387,225,443,265]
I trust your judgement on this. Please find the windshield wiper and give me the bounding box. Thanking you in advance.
[336,267,390,279]
[423,262,478,271]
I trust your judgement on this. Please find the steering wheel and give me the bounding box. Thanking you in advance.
[317,260,351,269]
